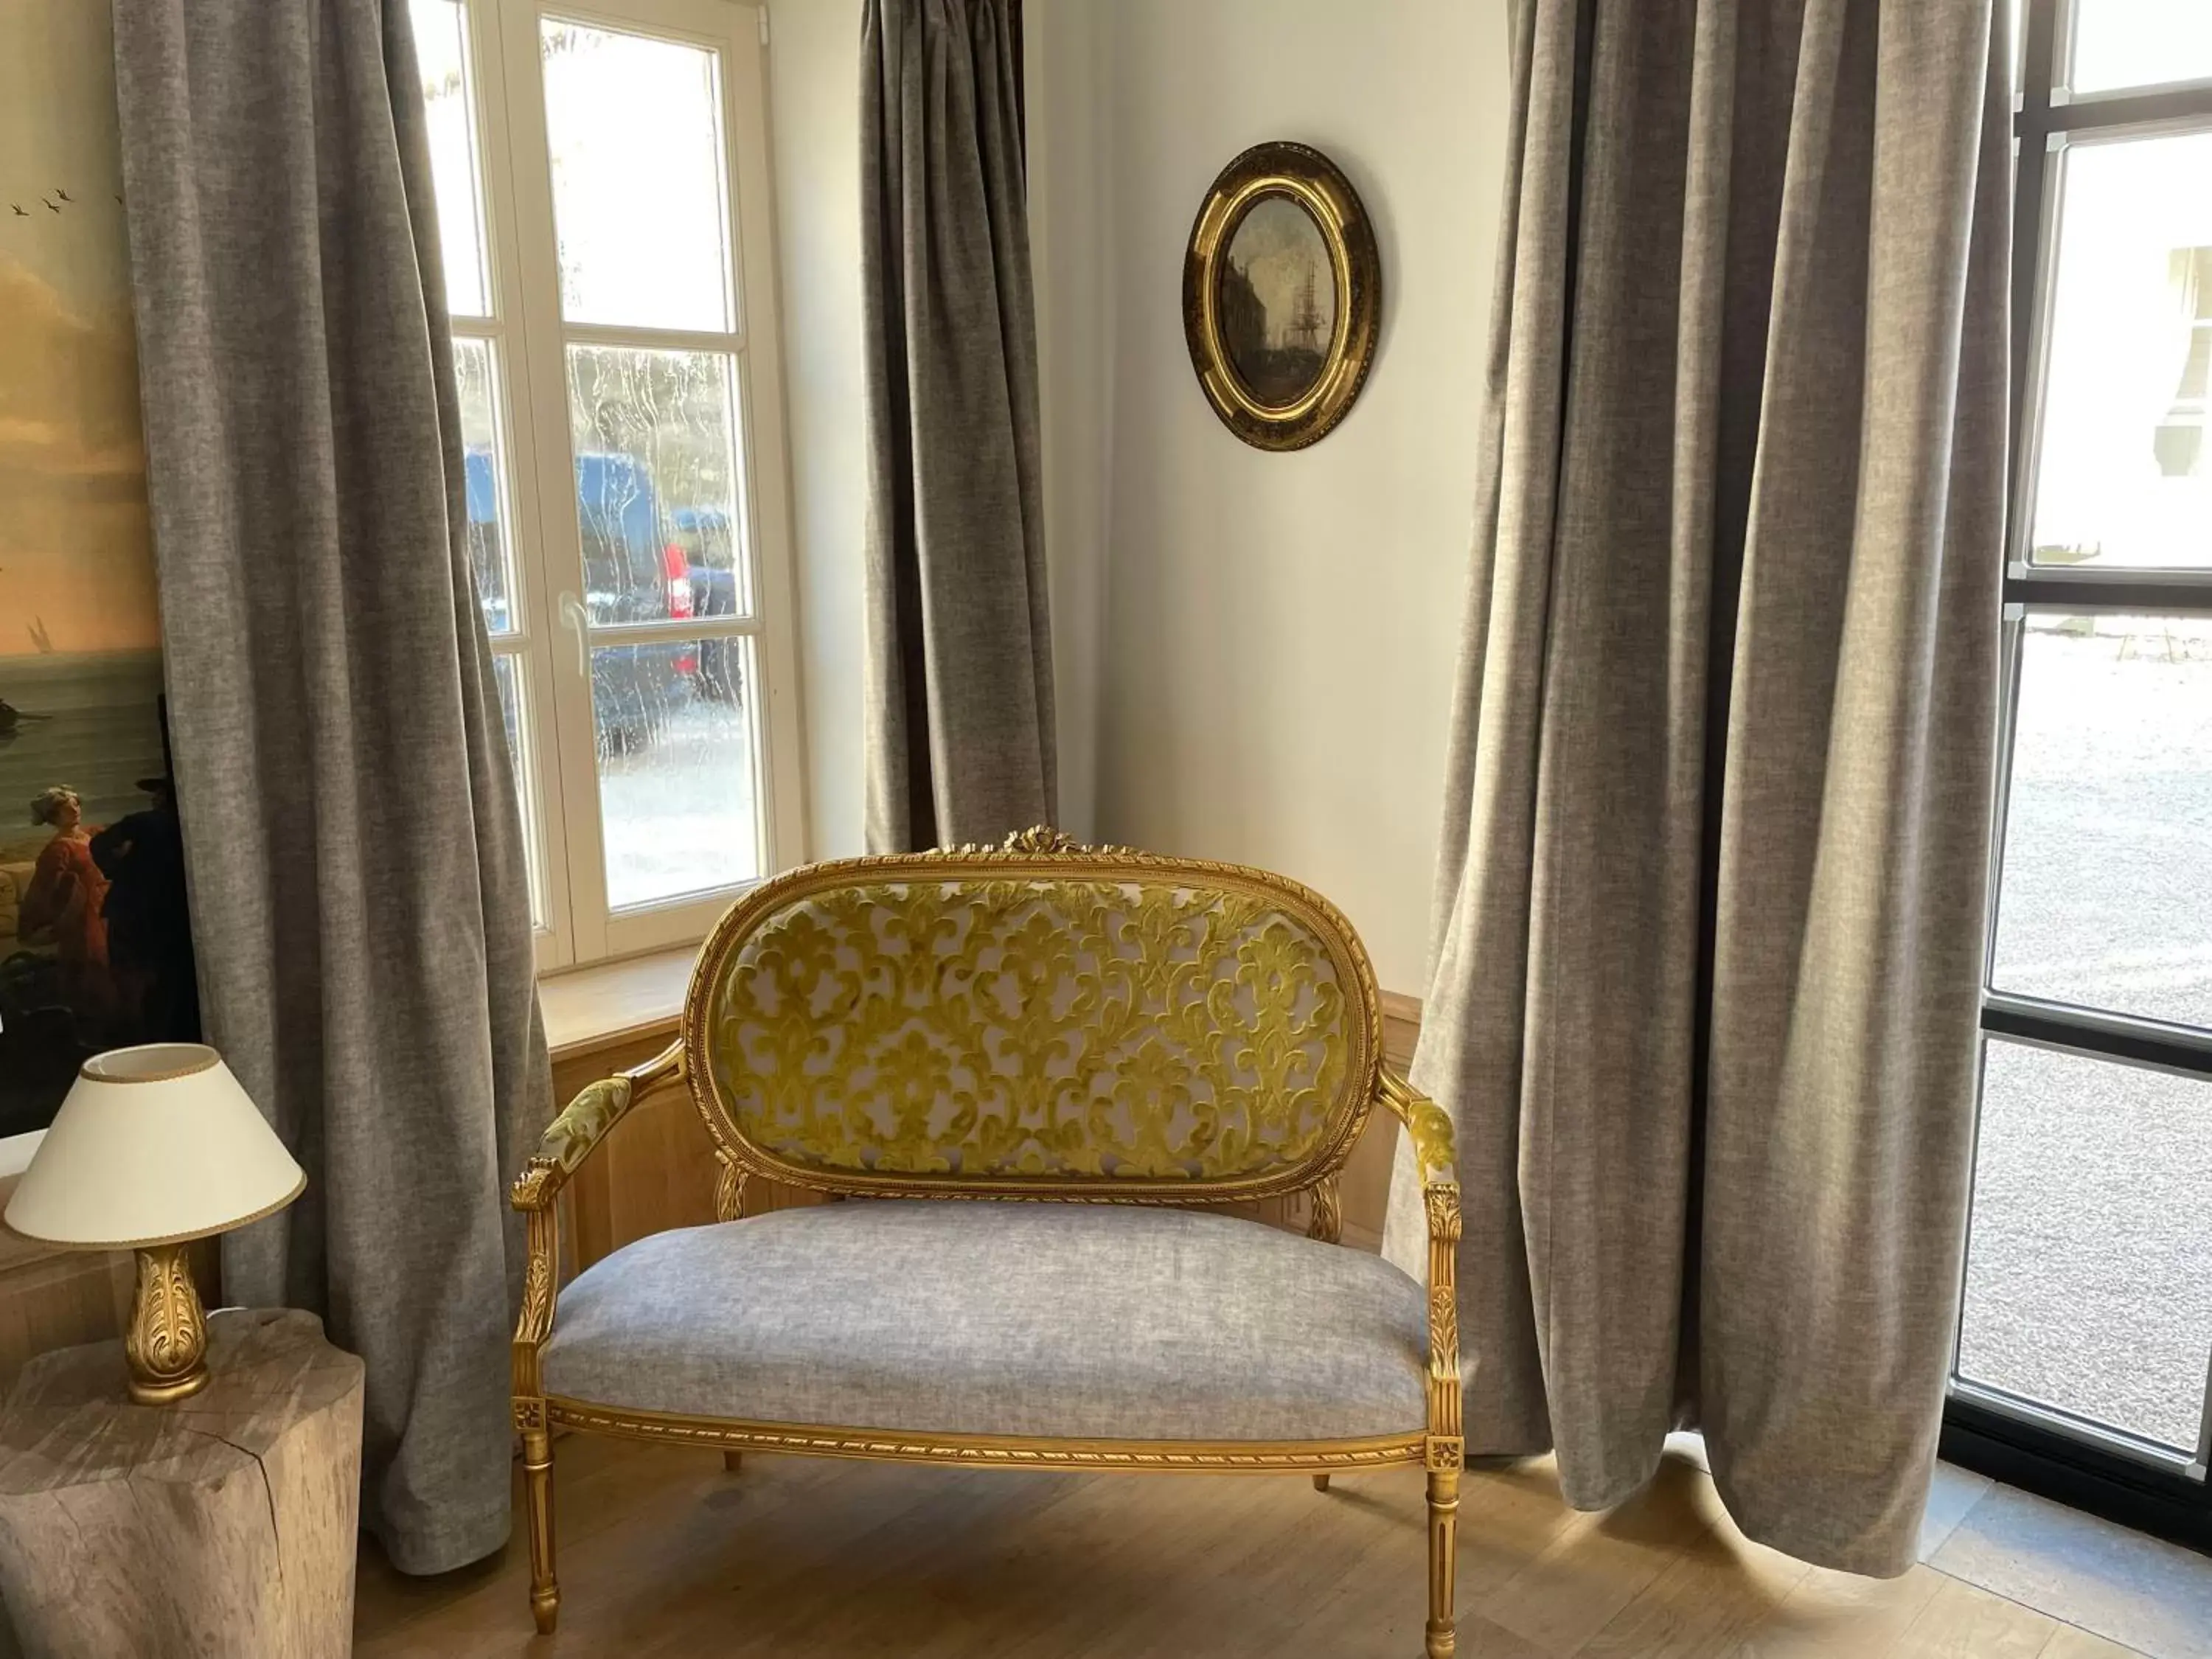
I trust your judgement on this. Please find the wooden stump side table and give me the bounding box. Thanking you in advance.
[0,1307,364,1658]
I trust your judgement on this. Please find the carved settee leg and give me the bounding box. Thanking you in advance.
[724,1449,745,1473]
[523,1423,560,1633]
[1425,1464,1459,1658]
[1312,1472,1331,1492]
[509,1039,682,1636]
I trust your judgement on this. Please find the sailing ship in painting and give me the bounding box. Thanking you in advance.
[1285,265,1327,358]
[0,620,58,732]
[1217,194,1338,407]
[1,0,202,1135]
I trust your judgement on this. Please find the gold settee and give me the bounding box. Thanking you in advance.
[509,830,1465,1655]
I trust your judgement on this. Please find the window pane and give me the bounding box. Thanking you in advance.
[411,0,491,319]
[453,337,514,636]
[2070,0,2212,96]
[1958,1040,2212,1453]
[592,635,760,911]
[567,346,748,627]
[540,19,733,333]
[490,653,544,930]
[1992,613,2212,1027]
[2030,132,2212,571]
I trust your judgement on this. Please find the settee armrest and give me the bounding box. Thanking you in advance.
[1380,1067,1457,1194]
[512,1037,686,1396]
[1380,1068,1461,1456]
[511,1036,686,1213]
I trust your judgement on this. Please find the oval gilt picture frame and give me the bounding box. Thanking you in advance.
[1183,141,1381,452]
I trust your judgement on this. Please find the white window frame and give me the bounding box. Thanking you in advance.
[442,0,807,970]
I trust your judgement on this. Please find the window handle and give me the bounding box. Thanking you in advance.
[559,591,588,679]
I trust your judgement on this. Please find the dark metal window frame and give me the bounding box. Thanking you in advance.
[1941,0,2212,1554]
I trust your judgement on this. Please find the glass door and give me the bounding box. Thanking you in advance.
[1952,0,2212,1544]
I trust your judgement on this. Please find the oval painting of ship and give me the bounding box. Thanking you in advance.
[1217,195,1338,408]
[1183,141,1380,451]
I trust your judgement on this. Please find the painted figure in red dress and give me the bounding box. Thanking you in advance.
[19,785,114,1032]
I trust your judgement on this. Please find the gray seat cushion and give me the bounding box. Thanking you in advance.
[542,1200,1429,1442]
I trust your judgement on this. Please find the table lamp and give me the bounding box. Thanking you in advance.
[4,1044,305,1405]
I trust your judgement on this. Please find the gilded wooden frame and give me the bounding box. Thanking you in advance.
[1183,140,1382,452]
[543,1402,1427,1473]
[681,827,1382,1207]
[508,831,1466,1657]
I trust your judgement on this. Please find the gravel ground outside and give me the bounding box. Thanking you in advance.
[1962,619,2212,1453]
[597,690,762,913]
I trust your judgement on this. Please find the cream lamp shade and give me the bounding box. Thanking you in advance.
[6,1044,304,1250]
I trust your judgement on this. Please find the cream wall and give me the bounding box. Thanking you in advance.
[768,0,1512,990]
[765,0,868,860]
[1031,0,1512,992]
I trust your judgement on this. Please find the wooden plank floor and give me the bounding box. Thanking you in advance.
[355,1438,2160,1658]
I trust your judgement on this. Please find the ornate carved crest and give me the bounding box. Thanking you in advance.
[999,824,1084,855]
[937,825,1148,859]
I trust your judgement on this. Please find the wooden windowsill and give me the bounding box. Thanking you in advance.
[538,947,695,1062]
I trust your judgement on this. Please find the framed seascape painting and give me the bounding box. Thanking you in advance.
[1183,140,1382,451]
[0,0,201,1138]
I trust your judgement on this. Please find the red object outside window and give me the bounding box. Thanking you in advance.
[664,544,698,673]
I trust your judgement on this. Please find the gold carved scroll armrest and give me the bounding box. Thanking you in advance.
[512,1037,685,1397]
[1380,1068,1461,1460]
[510,1037,686,1214]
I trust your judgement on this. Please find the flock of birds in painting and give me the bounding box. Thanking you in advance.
[7,187,123,217]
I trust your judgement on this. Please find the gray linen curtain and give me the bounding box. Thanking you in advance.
[861,0,1056,852]
[1385,0,2011,1575]
[114,0,549,1574]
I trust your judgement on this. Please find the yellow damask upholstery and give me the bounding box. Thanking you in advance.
[509,832,1464,1657]
[696,874,1360,1189]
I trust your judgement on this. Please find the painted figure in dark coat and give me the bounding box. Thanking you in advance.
[91,776,200,1043]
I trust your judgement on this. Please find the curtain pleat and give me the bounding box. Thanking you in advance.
[113,0,550,1574]
[861,0,1056,852]
[1388,0,2009,1575]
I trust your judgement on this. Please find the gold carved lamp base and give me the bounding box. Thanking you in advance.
[125,1242,210,1405]
[0,1044,304,1409]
